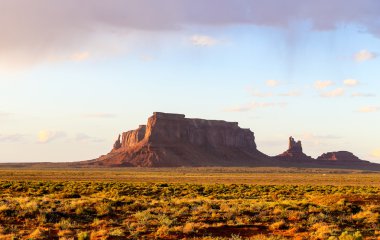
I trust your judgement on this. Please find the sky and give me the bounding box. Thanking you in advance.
[1,0,380,163]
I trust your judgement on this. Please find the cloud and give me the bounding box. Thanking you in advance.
[0,112,11,117]
[278,90,301,97]
[224,102,286,112]
[357,106,379,113]
[343,79,359,86]
[354,49,378,62]
[37,130,66,143]
[70,51,90,62]
[139,55,154,62]
[249,90,273,97]
[83,113,116,118]
[2,1,379,68]
[314,80,333,89]
[0,134,25,142]
[320,88,345,97]
[351,93,376,97]
[372,149,380,158]
[266,80,279,87]
[300,133,340,141]
[75,133,105,143]
[298,132,341,146]
[190,35,217,47]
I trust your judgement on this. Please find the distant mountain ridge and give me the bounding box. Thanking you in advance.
[79,112,380,170]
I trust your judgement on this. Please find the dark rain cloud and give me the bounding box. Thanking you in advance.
[1,0,379,66]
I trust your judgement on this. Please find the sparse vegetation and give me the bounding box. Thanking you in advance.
[0,168,379,239]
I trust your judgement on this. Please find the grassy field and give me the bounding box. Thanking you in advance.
[0,167,379,185]
[0,168,379,239]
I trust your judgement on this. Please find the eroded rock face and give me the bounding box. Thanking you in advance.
[113,134,121,150]
[317,151,367,162]
[275,136,314,161]
[118,125,146,149]
[91,112,269,167]
[287,137,303,154]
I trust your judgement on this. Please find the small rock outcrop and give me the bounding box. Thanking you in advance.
[317,151,368,162]
[273,138,377,169]
[87,112,271,167]
[275,136,314,161]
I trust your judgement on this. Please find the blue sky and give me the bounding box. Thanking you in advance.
[0,0,379,163]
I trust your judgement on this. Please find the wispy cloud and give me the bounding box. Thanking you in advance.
[83,113,116,119]
[314,80,333,89]
[298,132,341,146]
[0,112,11,117]
[37,130,66,143]
[70,51,90,62]
[351,93,376,97]
[278,90,301,97]
[139,55,154,62]
[266,80,279,87]
[354,49,378,62]
[75,133,105,143]
[190,35,217,47]
[301,132,341,140]
[320,88,345,97]
[343,79,359,86]
[249,90,273,97]
[357,106,380,113]
[0,134,25,142]
[224,102,286,112]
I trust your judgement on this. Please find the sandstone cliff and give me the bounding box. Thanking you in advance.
[80,113,380,170]
[87,112,270,167]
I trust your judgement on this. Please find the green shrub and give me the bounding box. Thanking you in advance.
[77,231,90,240]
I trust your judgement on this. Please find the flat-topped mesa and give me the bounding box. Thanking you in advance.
[153,112,185,119]
[317,151,368,162]
[113,112,257,150]
[99,112,269,167]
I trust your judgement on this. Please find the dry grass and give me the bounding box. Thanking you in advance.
[0,167,379,185]
[0,168,378,239]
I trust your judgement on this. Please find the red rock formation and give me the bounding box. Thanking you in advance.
[275,136,314,161]
[87,112,270,167]
[78,113,380,170]
[317,151,368,162]
[273,139,376,169]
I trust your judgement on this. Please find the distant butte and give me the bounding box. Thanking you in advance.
[78,112,380,170]
[317,151,368,162]
[275,136,314,162]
